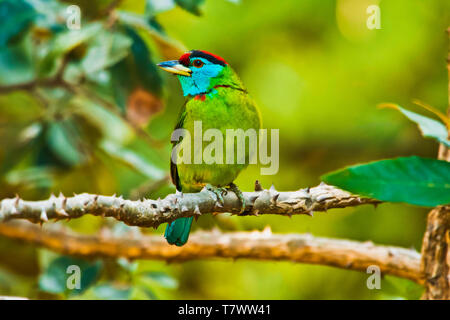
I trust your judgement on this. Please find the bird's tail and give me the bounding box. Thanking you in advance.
[164,216,194,246]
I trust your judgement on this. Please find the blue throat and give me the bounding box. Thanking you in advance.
[177,59,224,96]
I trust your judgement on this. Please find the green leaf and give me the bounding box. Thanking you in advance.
[100,139,165,179]
[126,27,163,96]
[145,0,176,15]
[72,97,134,145]
[174,0,205,15]
[109,26,163,113]
[5,166,55,189]
[117,257,139,274]
[80,30,132,74]
[39,256,102,296]
[93,283,132,300]
[0,34,35,85]
[141,271,178,289]
[321,156,450,207]
[46,121,85,167]
[38,22,102,77]
[0,0,37,46]
[381,104,450,147]
[26,0,68,31]
[116,10,185,58]
[412,99,450,129]
[50,22,102,56]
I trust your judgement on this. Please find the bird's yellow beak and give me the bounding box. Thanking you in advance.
[157,60,192,77]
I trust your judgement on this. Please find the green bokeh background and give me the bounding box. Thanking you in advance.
[0,0,448,299]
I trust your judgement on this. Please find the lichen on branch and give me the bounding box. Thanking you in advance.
[0,183,381,228]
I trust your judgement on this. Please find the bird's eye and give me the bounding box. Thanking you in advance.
[192,59,204,68]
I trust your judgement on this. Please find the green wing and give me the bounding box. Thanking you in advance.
[170,101,187,191]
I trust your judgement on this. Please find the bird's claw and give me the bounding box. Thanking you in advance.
[206,184,227,206]
[228,183,246,214]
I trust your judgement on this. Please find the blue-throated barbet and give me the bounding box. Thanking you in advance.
[157,50,261,246]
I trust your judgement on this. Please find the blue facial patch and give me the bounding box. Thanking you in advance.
[178,58,224,96]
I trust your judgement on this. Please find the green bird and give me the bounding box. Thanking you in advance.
[157,50,261,246]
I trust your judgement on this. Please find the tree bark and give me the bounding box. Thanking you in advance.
[419,28,450,300]
[0,221,422,284]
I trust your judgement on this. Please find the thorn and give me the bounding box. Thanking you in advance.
[181,205,188,213]
[271,193,280,204]
[249,195,258,203]
[176,190,183,197]
[14,194,20,206]
[305,210,314,217]
[194,205,201,216]
[215,201,223,209]
[253,209,259,216]
[306,187,311,194]
[40,209,48,222]
[58,192,64,198]
[73,192,78,196]
[56,209,69,217]
[254,180,263,192]
[269,184,276,192]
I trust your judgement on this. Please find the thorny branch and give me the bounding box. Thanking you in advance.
[0,183,381,229]
[0,221,422,284]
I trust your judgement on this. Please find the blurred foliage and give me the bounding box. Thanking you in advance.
[39,256,103,296]
[0,0,449,299]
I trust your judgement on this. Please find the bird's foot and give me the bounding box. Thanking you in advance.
[228,183,246,214]
[205,184,228,207]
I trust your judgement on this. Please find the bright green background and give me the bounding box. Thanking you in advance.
[0,0,449,299]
